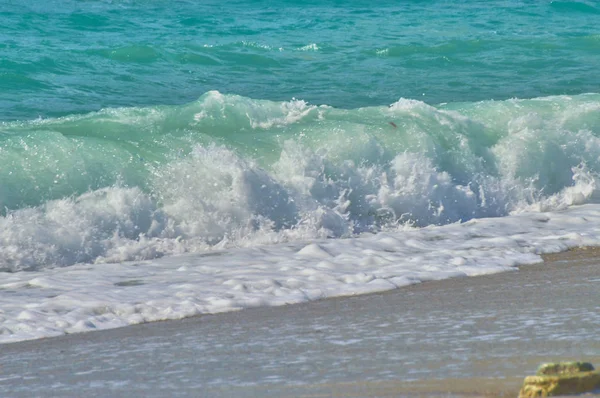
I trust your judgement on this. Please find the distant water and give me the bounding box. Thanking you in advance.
[3,0,600,119]
[2,0,600,342]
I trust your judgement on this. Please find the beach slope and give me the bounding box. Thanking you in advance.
[1,249,599,397]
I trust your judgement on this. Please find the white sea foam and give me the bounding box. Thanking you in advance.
[4,135,594,274]
[297,43,319,51]
[2,204,600,343]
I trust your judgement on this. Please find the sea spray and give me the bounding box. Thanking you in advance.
[1,92,600,271]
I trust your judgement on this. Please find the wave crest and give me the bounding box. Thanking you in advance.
[2,92,600,270]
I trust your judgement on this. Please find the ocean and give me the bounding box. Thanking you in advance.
[1,0,600,343]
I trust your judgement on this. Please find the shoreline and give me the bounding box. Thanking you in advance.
[2,245,596,347]
[1,246,599,397]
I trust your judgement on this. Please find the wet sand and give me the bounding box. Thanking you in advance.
[1,248,599,397]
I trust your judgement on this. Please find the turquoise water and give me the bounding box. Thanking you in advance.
[2,0,600,269]
[3,0,600,119]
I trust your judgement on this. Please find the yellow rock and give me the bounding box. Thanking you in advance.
[536,361,595,376]
[519,362,600,397]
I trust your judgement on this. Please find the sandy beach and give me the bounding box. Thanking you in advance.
[0,247,599,397]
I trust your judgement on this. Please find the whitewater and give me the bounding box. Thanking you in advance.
[2,91,600,342]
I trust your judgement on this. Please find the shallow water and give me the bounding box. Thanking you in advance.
[1,250,599,397]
